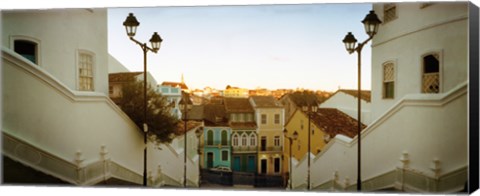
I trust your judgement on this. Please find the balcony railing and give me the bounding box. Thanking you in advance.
[232,146,257,152]
[204,140,230,147]
[259,146,282,152]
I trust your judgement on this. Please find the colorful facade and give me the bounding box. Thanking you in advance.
[249,96,285,176]
[225,98,258,173]
[202,103,232,169]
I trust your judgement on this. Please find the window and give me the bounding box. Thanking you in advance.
[274,136,280,146]
[232,134,239,146]
[207,130,214,145]
[422,54,440,93]
[261,136,267,151]
[383,62,395,99]
[241,134,247,146]
[14,40,37,64]
[274,114,280,124]
[222,150,228,161]
[274,158,281,173]
[221,130,228,145]
[261,114,267,124]
[249,133,256,146]
[231,114,237,122]
[383,3,397,23]
[78,52,94,91]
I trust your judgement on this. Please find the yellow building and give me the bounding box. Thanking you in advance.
[249,96,284,176]
[283,108,363,182]
[224,86,249,98]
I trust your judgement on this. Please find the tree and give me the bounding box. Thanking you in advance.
[118,80,179,144]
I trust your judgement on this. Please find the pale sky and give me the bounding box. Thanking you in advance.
[107,3,374,92]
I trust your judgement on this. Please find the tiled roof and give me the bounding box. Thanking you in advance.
[224,98,254,112]
[229,122,257,130]
[310,108,366,139]
[185,105,204,120]
[161,81,189,90]
[203,103,228,126]
[109,72,142,83]
[336,89,371,102]
[285,91,322,107]
[249,96,283,108]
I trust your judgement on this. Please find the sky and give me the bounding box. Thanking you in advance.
[107,3,374,92]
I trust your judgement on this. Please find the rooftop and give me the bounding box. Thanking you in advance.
[108,72,142,83]
[283,91,322,107]
[249,96,283,108]
[161,81,189,90]
[203,103,228,126]
[310,108,366,139]
[224,97,254,113]
[335,89,371,102]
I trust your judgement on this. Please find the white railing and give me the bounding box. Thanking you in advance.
[2,47,145,184]
[291,82,468,193]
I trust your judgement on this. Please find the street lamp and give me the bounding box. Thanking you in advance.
[195,127,204,187]
[342,10,381,191]
[123,12,163,187]
[179,92,192,187]
[283,129,298,190]
[302,104,317,190]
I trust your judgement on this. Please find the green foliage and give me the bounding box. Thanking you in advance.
[118,80,179,144]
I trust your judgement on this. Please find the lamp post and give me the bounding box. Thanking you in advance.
[195,127,204,187]
[283,129,298,190]
[302,104,317,190]
[342,10,381,191]
[180,92,192,187]
[123,13,163,187]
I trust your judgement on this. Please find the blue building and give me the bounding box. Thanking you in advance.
[202,103,232,169]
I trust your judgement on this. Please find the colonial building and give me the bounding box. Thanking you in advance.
[2,8,201,187]
[291,2,469,192]
[224,98,258,173]
[280,91,323,121]
[249,96,285,175]
[201,103,232,170]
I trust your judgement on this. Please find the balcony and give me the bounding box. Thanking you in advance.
[232,146,257,152]
[259,146,282,152]
[204,140,230,147]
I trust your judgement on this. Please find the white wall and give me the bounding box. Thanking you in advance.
[2,9,109,95]
[370,3,468,120]
[319,91,371,125]
[298,83,467,191]
[3,48,144,176]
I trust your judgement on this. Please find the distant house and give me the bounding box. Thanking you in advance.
[224,98,257,173]
[319,89,371,125]
[280,91,323,121]
[224,86,249,98]
[249,96,284,176]
[157,83,183,119]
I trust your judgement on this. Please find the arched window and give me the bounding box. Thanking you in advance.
[241,134,248,146]
[13,40,38,64]
[221,130,228,145]
[249,133,256,146]
[207,130,214,145]
[232,134,239,146]
[422,54,440,93]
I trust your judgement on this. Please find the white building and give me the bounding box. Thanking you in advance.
[291,2,469,193]
[319,89,372,125]
[2,8,200,187]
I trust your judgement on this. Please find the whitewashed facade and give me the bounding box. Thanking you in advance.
[2,8,200,187]
[291,2,468,193]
